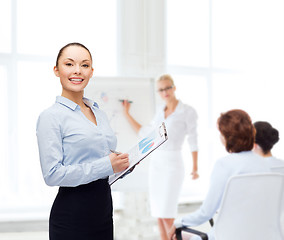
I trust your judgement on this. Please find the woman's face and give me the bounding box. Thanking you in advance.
[157,79,176,102]
[54,45,93,95]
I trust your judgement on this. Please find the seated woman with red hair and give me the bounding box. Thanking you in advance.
[168,109,274,240]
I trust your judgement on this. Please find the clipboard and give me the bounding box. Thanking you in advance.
[108,122,168,185]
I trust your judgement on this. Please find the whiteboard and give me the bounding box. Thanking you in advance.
[84,76,155,192]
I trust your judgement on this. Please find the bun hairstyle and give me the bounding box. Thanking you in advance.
[254,121,279,154]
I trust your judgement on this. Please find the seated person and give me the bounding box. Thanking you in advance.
[168,109,274,240]
[253,121,284,169]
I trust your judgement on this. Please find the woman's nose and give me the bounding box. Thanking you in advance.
[74,64,81,74]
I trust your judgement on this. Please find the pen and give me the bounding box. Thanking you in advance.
[110,149,121,155]
[119,99,133,103]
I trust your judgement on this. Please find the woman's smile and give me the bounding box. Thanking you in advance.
[69,77,84,84]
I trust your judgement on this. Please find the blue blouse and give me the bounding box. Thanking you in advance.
[36,96,117,187]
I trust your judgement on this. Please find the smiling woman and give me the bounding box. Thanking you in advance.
[36,43,130,240]
[53,43,94,101]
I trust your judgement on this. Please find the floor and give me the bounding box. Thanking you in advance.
[0,195,210,240]
[0,232,48,240]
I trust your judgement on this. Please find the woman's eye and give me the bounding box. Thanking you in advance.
[66,63,72,66]
[82,64,89,68]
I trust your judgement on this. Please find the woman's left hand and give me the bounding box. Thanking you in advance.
[191,171,199,180]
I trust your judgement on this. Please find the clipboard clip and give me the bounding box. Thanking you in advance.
[159,122,167,138]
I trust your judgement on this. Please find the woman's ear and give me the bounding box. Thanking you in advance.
[90,67,94,78]
[53,66,59,77]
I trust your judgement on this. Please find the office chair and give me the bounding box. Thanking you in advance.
[176,173,284,240]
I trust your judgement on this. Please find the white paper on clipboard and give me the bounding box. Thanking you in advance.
[108,122,168,185]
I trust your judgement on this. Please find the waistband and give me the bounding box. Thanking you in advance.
[59,178,109,193]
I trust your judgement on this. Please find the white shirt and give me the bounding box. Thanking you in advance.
[174,151,275,239]
[265,156,284,167]
[139,101,198,152]
[266,156,284,174]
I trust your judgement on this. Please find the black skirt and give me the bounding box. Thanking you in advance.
[49,179,113,240]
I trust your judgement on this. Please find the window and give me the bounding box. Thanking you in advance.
[212,0,284,71]
[167,0,284,202]
[17,0,117,75]
[211,0,284,158]
[0,66,9,199]
[167,0,209,67]
[0,1,11,53]
[0,0,117,220]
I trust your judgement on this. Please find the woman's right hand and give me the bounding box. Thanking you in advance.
[109,153,129,173]
[122,100,131,115]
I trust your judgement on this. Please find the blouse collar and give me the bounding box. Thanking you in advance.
[56,96,99,111]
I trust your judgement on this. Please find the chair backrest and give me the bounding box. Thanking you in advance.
[214,173,284,240]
